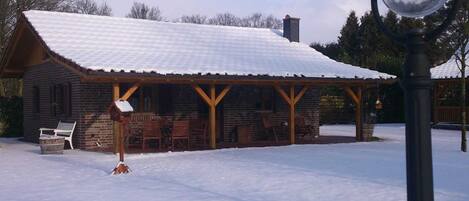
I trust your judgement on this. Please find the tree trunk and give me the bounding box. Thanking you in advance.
[461,63,467,152]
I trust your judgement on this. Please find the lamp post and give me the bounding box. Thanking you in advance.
[370,0,459,201]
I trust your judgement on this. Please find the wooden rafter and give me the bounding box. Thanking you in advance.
[294,86,310,105]
[192,84,232,149]
[344,86,364,141]
[344,86,360,104]
[121,83,140,101]
[192,85,213,105]
[274,85,292,105]
[215,85,232,105]
[274,85,310,144]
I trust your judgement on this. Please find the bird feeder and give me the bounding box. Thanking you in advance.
[375,99,383,110]
[108,100,134,175]
[109,99,134,123]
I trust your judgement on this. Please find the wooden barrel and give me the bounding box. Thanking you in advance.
[39,136,65,154]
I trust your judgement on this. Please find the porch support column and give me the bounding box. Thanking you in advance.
[275,85,309,144]
[112,83,140,153]
[345,86,363,141]
[192,84,232,149]
[112,83,120,153]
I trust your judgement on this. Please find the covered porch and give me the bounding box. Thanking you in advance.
[92,74,392,153]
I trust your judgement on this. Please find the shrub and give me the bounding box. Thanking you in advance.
[0,96,23,137]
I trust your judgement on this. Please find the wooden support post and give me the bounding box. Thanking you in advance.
[345,86,363,141]
[209,84,217,149]
[192,84,231,149]
[356,87,363,141]
[112,83,120,153]
[112,83,140,154]
[274,85,309,144]
[289,85,296,144]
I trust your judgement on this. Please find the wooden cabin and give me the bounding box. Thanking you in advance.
[0,11,394,152]
[431,52,469,125]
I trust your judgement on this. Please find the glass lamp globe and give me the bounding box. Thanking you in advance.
[383,0,447,18]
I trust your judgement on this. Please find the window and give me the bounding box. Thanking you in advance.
[32,86,40,114]
[50,83,72,116]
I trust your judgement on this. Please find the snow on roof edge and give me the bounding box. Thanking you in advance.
[22,10,396,80]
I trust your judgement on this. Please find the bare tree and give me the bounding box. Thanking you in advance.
[126,2,163,21]
[448,0,469,152]
[180,14,207,24]
[241,13,282,29]
[65,0,112,16]
[208,13,241,26]
[262,15,282,29]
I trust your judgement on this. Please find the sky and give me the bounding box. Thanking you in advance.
[96,0,387,44]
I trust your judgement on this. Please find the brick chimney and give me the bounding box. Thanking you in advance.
[283,15,300,42]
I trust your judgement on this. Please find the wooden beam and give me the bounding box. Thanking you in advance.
[113,83,120,101]
[121,83,140,101]
[112,83,120,153]
[289,85,296,144]
[209,84,217,149]
[192,85,213,105]
[355,87,363,141]
[293,86,309,105]
[215,85,232,106]
[344,86,359,105]
[274,85,293,105]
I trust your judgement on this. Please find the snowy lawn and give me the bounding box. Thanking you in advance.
[0,124,468,201]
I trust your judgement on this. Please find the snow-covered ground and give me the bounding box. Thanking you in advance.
[0,124,468,201]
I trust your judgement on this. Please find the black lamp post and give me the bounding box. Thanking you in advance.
[370,0,459,201]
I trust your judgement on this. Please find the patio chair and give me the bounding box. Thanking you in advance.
[295,115,315,139]
[39,121,76,149]
[171,120,190,151]
[261,115,279,142]
[190,119,208,148]
[142,120,163,151]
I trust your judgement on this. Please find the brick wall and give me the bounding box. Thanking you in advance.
[77,83,113,150]
[23,62,320,150]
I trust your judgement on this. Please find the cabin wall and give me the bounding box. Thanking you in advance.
[24,64,320,151]
[23,62,81,144]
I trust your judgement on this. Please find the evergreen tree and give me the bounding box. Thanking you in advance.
[310,42,342,60]
[338,11,360,65]
[357,12,385,69]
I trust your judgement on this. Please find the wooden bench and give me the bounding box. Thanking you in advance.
[39,121,77,150]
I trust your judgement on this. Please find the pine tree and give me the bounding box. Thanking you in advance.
[338,11,360,65]
[357,12,385,69]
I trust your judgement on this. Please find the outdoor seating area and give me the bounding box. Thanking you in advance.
[121,111,337,153]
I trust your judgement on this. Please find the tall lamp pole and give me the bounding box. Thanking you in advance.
[370,0,459,201]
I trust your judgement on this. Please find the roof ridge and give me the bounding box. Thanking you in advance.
[23,10,281,32]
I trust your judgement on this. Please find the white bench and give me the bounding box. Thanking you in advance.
[39,121,77,150]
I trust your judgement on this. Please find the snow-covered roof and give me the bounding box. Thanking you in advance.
[23,10,395,80]
[431,49,468,79]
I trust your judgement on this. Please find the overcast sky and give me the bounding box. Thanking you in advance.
[96,0,386,44]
